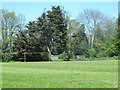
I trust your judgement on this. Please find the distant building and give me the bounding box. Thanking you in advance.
[51,55,58,60]
[76,55,85,59]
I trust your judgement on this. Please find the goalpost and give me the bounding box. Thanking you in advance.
[23,52,51,62]
[12,46,52,62]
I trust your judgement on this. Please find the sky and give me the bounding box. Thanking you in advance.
[2,2,118,24]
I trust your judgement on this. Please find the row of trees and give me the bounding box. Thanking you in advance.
[77,9,118,57]
[0,9,25,61]
[1,5,119,61]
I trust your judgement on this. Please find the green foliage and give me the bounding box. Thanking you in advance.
[26,53,50,61]
[95,37,117,57]
[116,13,120,59]
[67,52,76,59]
[1,8,118,61]
[58,52,70,61]
[47,6,68,54]
[13,6,68,61]
[87,48,96,58]
[1,9,25,61]
[67,20,89,56]
[2,53,13,62]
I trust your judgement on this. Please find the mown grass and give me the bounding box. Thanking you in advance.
[52,57,118,62]
[2,60,118,88]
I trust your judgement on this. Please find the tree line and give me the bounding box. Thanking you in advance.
[0,5,119,62]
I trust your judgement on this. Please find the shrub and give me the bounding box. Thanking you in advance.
[2,53,13,62]
[58,52,70,61]
[97,51,106,57]
[11,52,50,62]
[68,52,75,59]
[26,53,50,61]
[87,48,96,58]
[40,53,50,61]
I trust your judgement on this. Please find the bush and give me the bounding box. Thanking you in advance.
[97,51,106,57]
[2,59,11,62]
[26,53,50,61]
[87,48,96,58]
[68,52,75,59]
[58,52,70,61]
[2,53,13,62]
[40,53,50,61]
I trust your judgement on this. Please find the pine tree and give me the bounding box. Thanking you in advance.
[72,24,89,55]
[47,6,68,54]
[13,6,68,61]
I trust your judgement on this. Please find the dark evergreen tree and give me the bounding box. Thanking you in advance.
[47,6,68,54]
[13,6,68,61]
[72,24,89,55]
[26,6,68,55]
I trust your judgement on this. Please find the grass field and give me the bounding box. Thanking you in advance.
[2,60,118,88]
